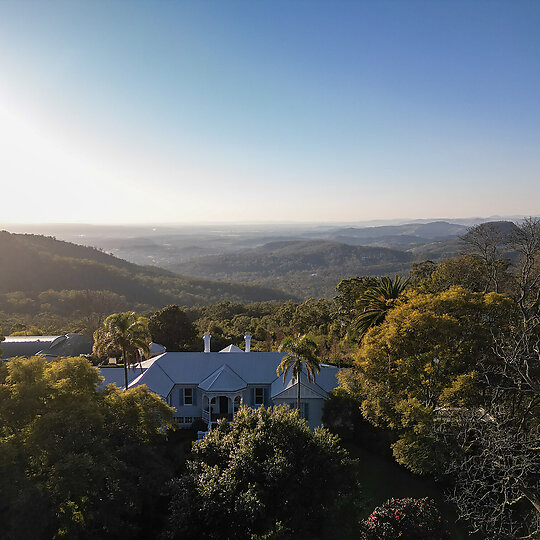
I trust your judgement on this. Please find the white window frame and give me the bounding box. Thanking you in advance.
[184,388,193,405]
[255,387,264,405]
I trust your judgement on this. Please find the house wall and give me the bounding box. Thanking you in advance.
[271,397,325,429]
[167,383,273,427]
[167,384,202,426]
[165,382,328,429]
[244,384,271,408]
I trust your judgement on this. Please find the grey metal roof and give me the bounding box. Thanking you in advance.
[198,364,248,392]
[127,350,340,398]
[99,366,144,387]
[271,370,336,399]
[2,335,62,343]
[1,333,92,359]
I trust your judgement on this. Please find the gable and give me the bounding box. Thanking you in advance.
[271,382,327,400]
[198,364,248,392]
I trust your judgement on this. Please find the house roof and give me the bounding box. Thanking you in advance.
[150,342,167,356]
[198,364,247,392]
[219,344,244,353]
[99,365,144,387]
[126,350,340,399]
[270,370,334,399]
[1,333,92,359]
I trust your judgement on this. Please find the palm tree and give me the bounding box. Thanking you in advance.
[277,335,320,413]
[93,312,151,390]
[353,275,408,339]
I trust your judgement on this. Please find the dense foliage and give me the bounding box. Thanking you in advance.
[360,497,448,539]
[0,231,292,320]
[0,356,175,539]
[171,240,412,299]
[148,305,197,351]
[341,286,516,474]
[340,218,540,538]
[164,406,361,540]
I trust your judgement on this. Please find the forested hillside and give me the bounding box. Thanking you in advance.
[172,240,413,298]
[0,231,294,317]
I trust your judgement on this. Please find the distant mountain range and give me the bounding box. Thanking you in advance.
[162,222,473,297]
[0,220,519,304]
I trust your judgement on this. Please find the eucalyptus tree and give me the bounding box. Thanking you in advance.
[93,312,152,390]
[277,334,320,412]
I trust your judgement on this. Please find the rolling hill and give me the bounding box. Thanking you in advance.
[0,231,295,316]
[171,240,414,298]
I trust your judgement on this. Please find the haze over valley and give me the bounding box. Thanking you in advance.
[1,216,527,299]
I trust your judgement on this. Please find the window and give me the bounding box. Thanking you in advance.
[255,387,264,405]
[175,417,184,425]
[184,416,193,424]
[184,388,193,405]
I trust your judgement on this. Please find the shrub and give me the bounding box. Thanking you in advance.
[361,497,449,539]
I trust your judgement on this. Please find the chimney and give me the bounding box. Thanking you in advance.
[203,333,211,353]
[244,333,252,353]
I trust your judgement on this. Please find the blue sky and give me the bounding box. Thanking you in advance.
[0,0,539,223]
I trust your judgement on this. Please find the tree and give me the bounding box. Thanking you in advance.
[352,276,408,340]
[277,334,320,411]
[334,276,379,327]
[0,356,175,539]
[163,406,360,540]
[341,286,516,474]
[461,221,515,293]
[93,312,151,390]
[436,319,540,538]
[424,255,498,294]
[148,305,196,352]
[510,216,540,323]
[360,497,449,539]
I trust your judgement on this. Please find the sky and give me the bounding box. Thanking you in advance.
[0,0,539,224]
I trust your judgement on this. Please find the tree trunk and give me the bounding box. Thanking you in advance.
[297,364,301,413]
[138,350,144,374]
[123,348,128,391]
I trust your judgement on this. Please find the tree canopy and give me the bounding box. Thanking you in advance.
[0,356,175,539]
[164,406,360,540]
[148,304,196,351]
[341,286,516,474]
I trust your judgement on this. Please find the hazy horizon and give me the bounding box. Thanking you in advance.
[1,213,534,228]
[1,1,539,224]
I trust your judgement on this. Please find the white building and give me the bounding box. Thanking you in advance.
[101,334,339,429]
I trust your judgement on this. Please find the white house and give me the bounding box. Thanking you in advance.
[101,334,339,430]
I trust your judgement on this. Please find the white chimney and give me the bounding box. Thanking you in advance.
[203,333,211,353]
[244,333,252,353]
